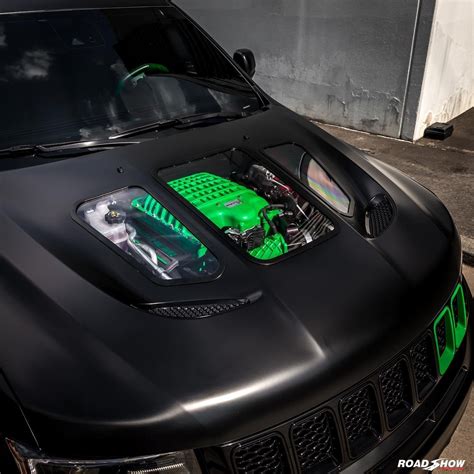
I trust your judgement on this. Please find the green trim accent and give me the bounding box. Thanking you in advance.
[451,283,468,348]
[433,307,456,376]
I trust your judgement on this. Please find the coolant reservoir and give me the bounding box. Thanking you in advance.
[84,200,129,247]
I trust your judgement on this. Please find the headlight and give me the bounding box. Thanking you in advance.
[7,439,202,474]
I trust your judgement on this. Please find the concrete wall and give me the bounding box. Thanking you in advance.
[176,0,425,138]
[413,0,474,139]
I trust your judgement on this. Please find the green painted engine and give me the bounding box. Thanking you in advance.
[131,166,335,262]
[168,173,288,260]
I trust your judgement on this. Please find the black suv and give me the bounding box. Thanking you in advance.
[0,1,471,473]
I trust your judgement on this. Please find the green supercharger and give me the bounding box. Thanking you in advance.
[131,173,288,260]
[169,173,288,260]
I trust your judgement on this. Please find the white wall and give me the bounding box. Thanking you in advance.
[414,0,474,140]
[177,0,421,139]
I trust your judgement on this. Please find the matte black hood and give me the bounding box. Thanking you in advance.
[0,106,462,458]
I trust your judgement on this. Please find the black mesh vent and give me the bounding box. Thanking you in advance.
[340,385,381,457]
[410,334,437,400]
[365,195,394,237]
[147,300,247,319]
[436,317,447,354]
[379,359,412,428]
[233,436,289,474]
[291,411,341,473]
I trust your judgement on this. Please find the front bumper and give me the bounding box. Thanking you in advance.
[197,279,472,473]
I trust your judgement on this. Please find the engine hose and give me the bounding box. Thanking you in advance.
[125,223,173,280]
[260,205,285,235]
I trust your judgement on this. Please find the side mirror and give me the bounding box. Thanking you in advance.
[233,49,256,78]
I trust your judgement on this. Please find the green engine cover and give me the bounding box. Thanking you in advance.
[169,173,269,231]
[131,194,208,258]
[168,173,287,260]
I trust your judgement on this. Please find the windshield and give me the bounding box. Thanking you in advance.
[0,7,260,149]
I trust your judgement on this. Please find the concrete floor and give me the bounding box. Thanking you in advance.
[316,115,474,470]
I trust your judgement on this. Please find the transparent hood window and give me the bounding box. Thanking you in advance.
[304,159,350,214]
[77,187,219,282]
[264,144,351,214]
[158,149,335,262]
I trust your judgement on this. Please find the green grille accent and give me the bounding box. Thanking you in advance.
[433,307,455,376]
[451,283,468,348]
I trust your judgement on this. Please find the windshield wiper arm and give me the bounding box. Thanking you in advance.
[109,119,182,140]
[109,112,246,140]
[0,139,140,158]
[177,111,245,126]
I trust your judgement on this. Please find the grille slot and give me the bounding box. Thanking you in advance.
[147,299,248,319]
[365,194,394,237]
[452,295,460,325]
[291,410,341,473]
[433,307,456,375]
[410,334,437,400]
[232,436,290,474]
[340,385,381,457]
[451,283,468,348]
[379,359,412,428]
[436,317,447,354]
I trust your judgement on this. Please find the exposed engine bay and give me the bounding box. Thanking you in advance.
[161,149,335,261]
[77,150,335,282]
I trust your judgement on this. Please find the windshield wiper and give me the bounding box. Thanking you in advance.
[109,112,246,140]
[0,139,140,158]
[109,118,182,140]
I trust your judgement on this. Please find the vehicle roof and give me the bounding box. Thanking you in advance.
[0,0,172,14]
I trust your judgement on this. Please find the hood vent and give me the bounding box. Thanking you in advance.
[145,299,252,320]
[365,195,394,237]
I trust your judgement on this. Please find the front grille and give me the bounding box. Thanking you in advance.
[410,334,437,400]
[291,410,341,473]
[379,359,412,428]
[147,299,248,319]
[200,283,466,473]
[365,194,394,237]
[200,328,455,473]
[233,436,289,474]
[340,385,381,457]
